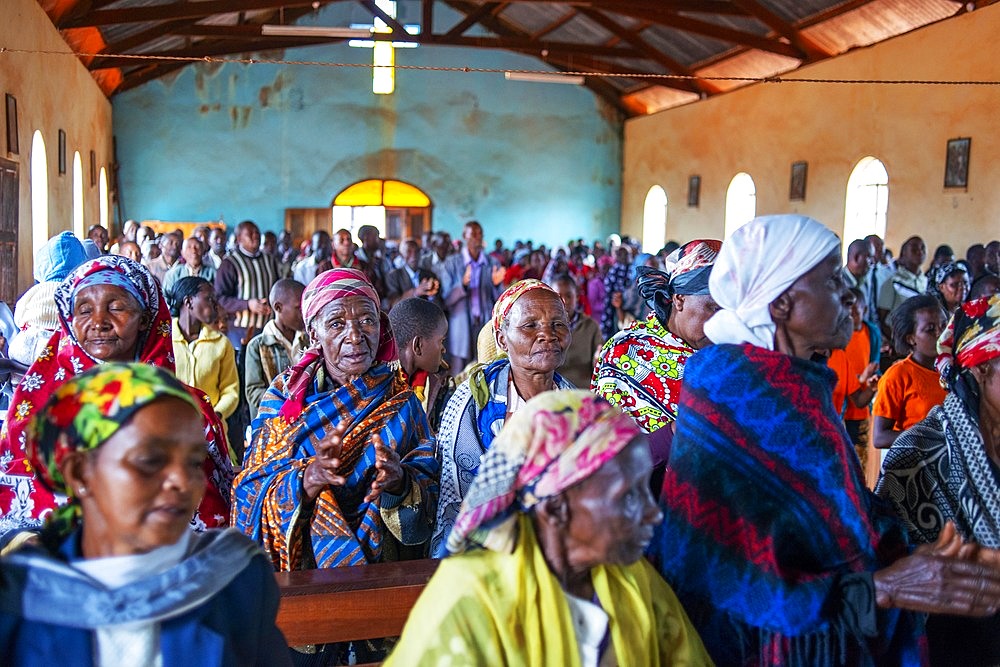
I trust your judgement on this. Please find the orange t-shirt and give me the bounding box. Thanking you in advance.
[830,326,873,420]
[872,355,947,432]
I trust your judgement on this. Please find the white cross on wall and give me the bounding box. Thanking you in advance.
[348,0,420,95]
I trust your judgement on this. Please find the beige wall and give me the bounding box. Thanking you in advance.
[2,0,113,296]
[623,4,1000,260]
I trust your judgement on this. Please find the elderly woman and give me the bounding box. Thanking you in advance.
[233,268,437,570]
[929,260,970,315]
[387,391,711,666]
[432,279,574,557]
[654,215,1000,666]
[877,294,1000,665]
[0,256,232,540]
[0,363,290,666]
[593,239,720,472]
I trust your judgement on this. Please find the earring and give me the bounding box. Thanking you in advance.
[77,486,87,497]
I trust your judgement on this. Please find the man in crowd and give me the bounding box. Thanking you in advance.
[332,228,365,270]
[439,220,505,372]
[163,236,216,301]
[842,238,876,321]
[207,227,227,269]
[215,220,280,350]
[878,235,927,328]
[144,230,181,284]
[966,243,988,283]
[244,278,307,417]
[385,238,441,309]
[420,231,451,276]
[986,240,1000,275]
[293,231,334,285]
[356,224,393,300]
[87,224,109,253]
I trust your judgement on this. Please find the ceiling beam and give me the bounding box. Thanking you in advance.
[610,6,802,59]
[475,0,748,15]
[115,62,190,94]
[356,0,412,37]
[729,0,834,59]
[535,53,697,94]
[576,7,712,95]
[530,9,576,40]
[60,0,345,28]
[442,2,506,39]
[422,0,434,35]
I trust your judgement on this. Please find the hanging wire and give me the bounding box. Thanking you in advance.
[1,46,999,86]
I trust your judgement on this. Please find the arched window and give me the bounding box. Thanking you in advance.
[642,185,668,253]
[331,179,432,242]
[843,157,888,253]
[30,131,49,256]
[99,167,109,228]
[73,152,84,237]
[724,172,756,238]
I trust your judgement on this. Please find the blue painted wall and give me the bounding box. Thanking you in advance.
[112,4,622,245]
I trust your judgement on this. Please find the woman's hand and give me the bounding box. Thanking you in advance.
[873,523,1000,616]
[364,433,406,503]
[302,420,349,501]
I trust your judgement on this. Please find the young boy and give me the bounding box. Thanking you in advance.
[388,297,452,433]
[244,279,308,418]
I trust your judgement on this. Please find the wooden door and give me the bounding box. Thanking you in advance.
[0,158,18,305]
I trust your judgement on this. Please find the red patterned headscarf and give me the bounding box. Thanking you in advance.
[491,279,559,345]
[936,294,1000,387]
[279,268,396,420]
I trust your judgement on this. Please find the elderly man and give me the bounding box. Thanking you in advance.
[293,230,334,285]
[144,230,182,284]
[163,236,217,302]
[385,238,440,308]
[86,224,109,253]
[438,220,505,372]
[215,220,281,350]
[842,238,876,321]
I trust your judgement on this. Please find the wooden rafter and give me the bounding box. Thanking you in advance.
[729,0,834,60]
[576,7,712,95]
[443,2,507,39]
[529,9,576,40]
[356,0,412,37]
[60,0,346,28]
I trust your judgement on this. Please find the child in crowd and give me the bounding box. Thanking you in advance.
[243,279,308,418]
[389,297,453,433]
[828,288,881,472]
[551,274,602,388]
[872,294,947,449]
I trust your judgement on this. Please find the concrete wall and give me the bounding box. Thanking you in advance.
[622,5,1000,257]
[113,4,622,246]
[2,0,114,295]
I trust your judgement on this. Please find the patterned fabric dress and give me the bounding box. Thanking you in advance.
[600,261,632,340]
[592,313,693,434]
[233,362,438,571]
[0,256,233,536]
[654,343,925,666]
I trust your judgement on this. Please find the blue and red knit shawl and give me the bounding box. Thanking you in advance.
[653,343,926,666]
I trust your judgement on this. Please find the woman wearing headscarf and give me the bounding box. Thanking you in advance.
[0,363,290,666]
[431,279,574,558]
[877,294,1000,665]
[653,215,1000,666]
[928,260,971,316]
[592,239,721,474]
[387,390,712,666]
[0,256,233,541]
[233,268,437,570]
[8,232,88,380]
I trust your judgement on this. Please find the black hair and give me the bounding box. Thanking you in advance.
[269,278,305,305]
[889,294,943,354]
[388,297,447,350]
[170,276,212,317]
[848,286,866,305]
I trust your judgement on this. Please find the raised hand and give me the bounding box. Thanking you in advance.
[302,419,349,501]
[491,265,506,286]
[364,433,406,503]
[858,361,880,390]
[462,263,472,287]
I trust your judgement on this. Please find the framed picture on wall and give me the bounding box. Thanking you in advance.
[5,94,17,155]
[789,161,808,201]
[944,137,971,188]
[90,150,96,187]
[58,130,66,175]
[687,175,701,207]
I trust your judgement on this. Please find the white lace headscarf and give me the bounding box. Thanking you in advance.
[704,215,840,350]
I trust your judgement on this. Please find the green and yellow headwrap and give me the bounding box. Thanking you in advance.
[25,362,199,500]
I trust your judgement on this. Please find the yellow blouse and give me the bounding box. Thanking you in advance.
[171,320,240,419]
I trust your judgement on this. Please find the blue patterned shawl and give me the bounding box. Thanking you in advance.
[653,343,925,666]
[232,362,438,570]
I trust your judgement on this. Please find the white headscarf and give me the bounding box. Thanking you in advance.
[704,215,840,350]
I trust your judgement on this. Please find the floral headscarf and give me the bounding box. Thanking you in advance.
[936,295,1000,406]
[279,268,396,421]
[447,390,641,555]
[25,363,200,537]
[492,279,558,345]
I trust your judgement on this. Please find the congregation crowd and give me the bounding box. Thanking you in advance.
[2,212,1000,665]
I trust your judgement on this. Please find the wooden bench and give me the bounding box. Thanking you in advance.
[275,559,440,646]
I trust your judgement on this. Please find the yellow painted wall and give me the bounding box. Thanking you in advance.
[622,5,1000,259]
[2,0,113,296]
